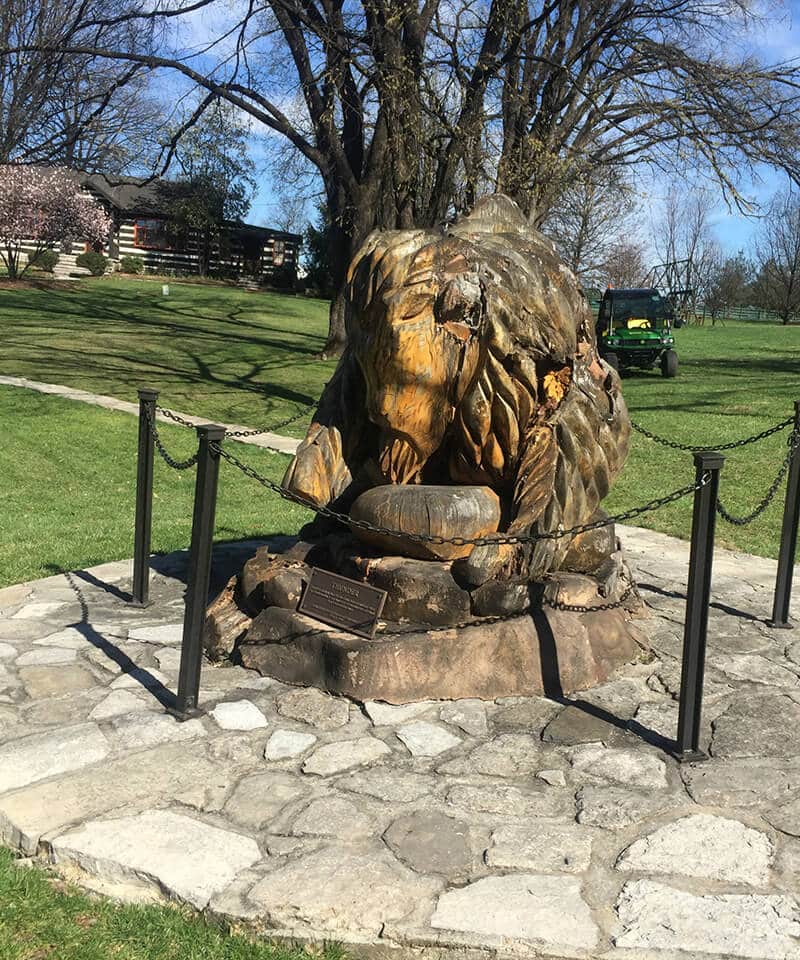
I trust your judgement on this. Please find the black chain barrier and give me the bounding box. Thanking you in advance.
[630,414,794,452]
[209,440,709,546]
[716,429,800,526]
[156,404,311,438]
[134,386,800,764]
[157,400,794,460]
[144,404,199,470]
[547,583,638,613]
[148,396,797,537]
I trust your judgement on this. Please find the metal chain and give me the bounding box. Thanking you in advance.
[379,586,637,629]
[716,429,800,526]
[156,404,311,439]
[228,407,311,437]
[630,414,794,453]
[242,584,637,647]
[155,406,197,429]
[546,584,636,613]
[210,440,709,546]
[157,400,793,455]
[144,405,199,470]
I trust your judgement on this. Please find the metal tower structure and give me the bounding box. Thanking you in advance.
[645,259,696,321]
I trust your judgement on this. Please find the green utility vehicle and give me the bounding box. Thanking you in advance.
[597,287,680,377]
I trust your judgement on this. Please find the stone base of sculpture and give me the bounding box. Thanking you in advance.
[204,526,648,704]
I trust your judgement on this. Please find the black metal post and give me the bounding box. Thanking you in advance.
[132,388,158,605]
[673,450,725,762]
[768,401,800,629]
[172,424,226,719]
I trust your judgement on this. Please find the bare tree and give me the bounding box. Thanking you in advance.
[752,191,800,324]
[654,188,721,319]
[604,239,648,288]
[494,2,800,225]
[704,251,753,323]
[0,0,161,172]
[8,0,800,351]
[43,60,163,173]
[540,166,639,286]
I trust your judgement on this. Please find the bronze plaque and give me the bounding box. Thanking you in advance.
[298,567,387,639]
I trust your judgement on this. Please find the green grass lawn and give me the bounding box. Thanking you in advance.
[0,275,335,436]
[0,847,342,960]
[0,276,799,583]
[603,321,800,559]
[0,385,313,586]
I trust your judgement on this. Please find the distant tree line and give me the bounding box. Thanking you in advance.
[537,172,800,326]
[654,189,800,326]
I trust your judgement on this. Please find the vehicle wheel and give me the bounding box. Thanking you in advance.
[661,349,678,378]
[603,351,620,372]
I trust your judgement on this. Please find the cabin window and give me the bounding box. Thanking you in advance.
[273,239,285,266]
[134,218,172,250]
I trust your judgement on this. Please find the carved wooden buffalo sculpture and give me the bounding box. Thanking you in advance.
[283,195,630,585]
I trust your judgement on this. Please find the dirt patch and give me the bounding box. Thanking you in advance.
[0,277,79,291]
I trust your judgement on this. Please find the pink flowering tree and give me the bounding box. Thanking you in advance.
[0,165,113,280]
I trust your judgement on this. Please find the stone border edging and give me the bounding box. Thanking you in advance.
[0,376,301,455]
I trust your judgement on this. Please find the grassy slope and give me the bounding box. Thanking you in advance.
[0,847,341,960]
[0,276,335,436]
[0,386,312,586]
[603,321,800,558]
[1,277,799,581]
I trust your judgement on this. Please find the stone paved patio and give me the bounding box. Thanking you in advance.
[1,526,800,959]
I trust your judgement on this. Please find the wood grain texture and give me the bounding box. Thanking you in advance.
[282,194,630,580]
[349,484,502,560]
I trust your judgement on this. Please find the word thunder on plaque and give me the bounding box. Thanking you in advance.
[298,568,387,639]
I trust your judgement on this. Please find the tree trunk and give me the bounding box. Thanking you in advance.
[320,213,354,357]
[322,287,348,357]
[4,245,19,280]
[320,189,375,357]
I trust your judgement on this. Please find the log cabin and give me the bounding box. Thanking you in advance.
[27,168,301,283]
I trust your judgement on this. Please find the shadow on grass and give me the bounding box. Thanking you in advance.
[0,281,331,411]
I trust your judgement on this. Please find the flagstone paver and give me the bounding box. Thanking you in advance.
[0,723,109,793]
[615,879,800,959]
[210,699,268,730]
[51,809,261,909]
[0,740,222,854]
[616,813,774,885]
[431,874,600,950]
[276,686,350,729]
[301,736,392,775]
[486,821,594,873]
[0,526,798,959]
[438,699,488,736]
[248,843,442,937]
[396,720,462,757]
[364,700,436,725]
[264,729,317,760]
[383,811,474,876]
[89,689,153,719]
[566,742,669,788]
